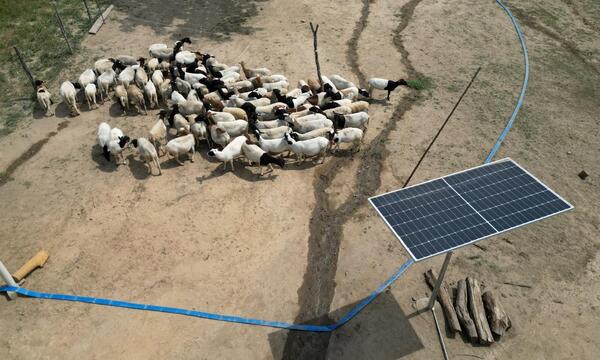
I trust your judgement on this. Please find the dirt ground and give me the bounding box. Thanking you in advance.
[1,0,599,359]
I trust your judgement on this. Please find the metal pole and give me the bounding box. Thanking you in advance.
[402,67,481,188]
[95,0,105,24]
[427,251,452,310]
[432,307,450,360]
[82,0,93,23]
[13,46,36,90]
[0,261,18,300]
[52,1,73,54]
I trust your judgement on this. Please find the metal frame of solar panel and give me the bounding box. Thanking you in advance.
[369,158,573,261]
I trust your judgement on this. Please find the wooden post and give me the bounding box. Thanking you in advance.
[482,291,511,337]
[424,269,462,333]
[309,22,323,92]
[455,279,478,342]
[467,277,494,344]
[52,1,73,54]
[13,47,36,90]
[95,0,105,24]
[82,0,93,23]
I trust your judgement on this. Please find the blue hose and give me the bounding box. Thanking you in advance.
[0,0,528,332]
[485,0,529,163]
[0,259,413,332]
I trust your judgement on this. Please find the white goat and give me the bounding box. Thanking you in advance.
[329,128,364,153]
[217,120,248,137]
[131,138,161,175]
[97,69,115,103]
[144,81,158,109]
[253,129,291,155]
[329,74,355,90]
[209,125,231,148]
[149,117,167,155]
[207,135,247,171]
[79,69,96,89]
[332,112,369,130]
[85,83,98,109]
[256,125,290,139]
[165,134,195,165]
[114,85,128,115]
[59,81,80,116]
[291,118,333,133]
[118,66,135,88]
[284,133,329,164]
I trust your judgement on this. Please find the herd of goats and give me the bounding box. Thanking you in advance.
[33,37,411,176]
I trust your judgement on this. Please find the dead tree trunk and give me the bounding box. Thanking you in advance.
[309,22,323,92]
[424,269,461,333]
[467,277,494,344]
[455,279,478,342]
[482,291,511,337]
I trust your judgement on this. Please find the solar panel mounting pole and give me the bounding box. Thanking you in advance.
[426,251,452,360]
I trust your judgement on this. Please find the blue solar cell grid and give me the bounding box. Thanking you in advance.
[369,158,573,261]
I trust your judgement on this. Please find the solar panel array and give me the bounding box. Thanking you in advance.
[369,158,573,261]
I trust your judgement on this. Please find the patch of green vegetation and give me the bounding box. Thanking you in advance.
[406,77,434,91]
[0,0,100,136]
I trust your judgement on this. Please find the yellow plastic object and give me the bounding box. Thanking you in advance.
[12,250,49,282]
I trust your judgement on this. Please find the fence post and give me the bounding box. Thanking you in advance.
[82,0,93,23]
[52,1,73,54]
[13,47,36,91]
[94,0,105,24]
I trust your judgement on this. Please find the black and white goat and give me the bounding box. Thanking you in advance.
[242,139,285,175]
[367,78,408,100]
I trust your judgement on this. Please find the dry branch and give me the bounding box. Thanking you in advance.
[424,269,461,333]
[482,291,511,337]
[467,277,494,344]
[455,279,478,342]
[309,22,323,92]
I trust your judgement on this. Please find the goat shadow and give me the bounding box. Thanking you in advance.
[32,104,52,119]
[108,101,145,118]
[197,153,279,183]
[90,144,120,173]
[53,101,75,119]
[126,154,157,180]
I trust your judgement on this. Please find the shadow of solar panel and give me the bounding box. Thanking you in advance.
[370,158,573,261]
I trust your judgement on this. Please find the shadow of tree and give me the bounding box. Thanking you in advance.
[269,291,424,360]
[114,0,267,41]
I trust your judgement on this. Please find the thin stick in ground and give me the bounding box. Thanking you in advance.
[310,22,324,92]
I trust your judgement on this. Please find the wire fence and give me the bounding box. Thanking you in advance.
[0,0,110,135]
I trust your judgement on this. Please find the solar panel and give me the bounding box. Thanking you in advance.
[369,158,573,261]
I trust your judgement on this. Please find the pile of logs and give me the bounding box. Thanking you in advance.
[424,270,511,345]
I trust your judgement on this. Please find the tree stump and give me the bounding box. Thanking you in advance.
[455,279,478,342]
[482,291,511,337]
[467,277,494,344]
[424,269,461,333]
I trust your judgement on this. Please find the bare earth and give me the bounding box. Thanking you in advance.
[1,0,599,359]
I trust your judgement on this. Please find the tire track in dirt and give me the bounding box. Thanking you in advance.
[282,0,424,358]
[0,121,69,187]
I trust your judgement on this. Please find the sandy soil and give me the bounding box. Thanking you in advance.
[1,0,599,359]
